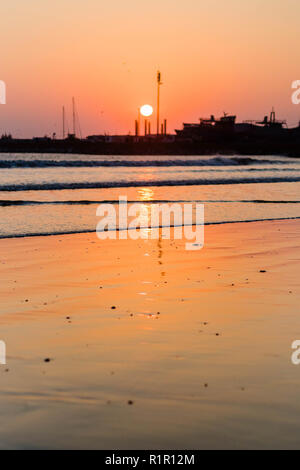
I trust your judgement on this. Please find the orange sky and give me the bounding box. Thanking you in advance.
[1,0,300,137]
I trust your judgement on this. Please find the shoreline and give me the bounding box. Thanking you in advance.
[0,216,300,240]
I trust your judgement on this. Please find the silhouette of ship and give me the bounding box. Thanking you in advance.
[176,113,237,140]
[175,109,292,141]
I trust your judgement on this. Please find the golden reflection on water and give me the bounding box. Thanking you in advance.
[138,187,154,202]
[134,188,155,239]
[137,187,165,272]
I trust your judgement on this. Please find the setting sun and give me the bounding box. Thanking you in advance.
[140,104,153,117]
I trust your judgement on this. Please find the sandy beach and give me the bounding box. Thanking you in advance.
[0,219,299,449]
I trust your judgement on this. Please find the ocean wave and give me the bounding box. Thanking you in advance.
[0,156,299,168]
[1,199,300,206]
[0,217,299,239]
[1,176,300,191]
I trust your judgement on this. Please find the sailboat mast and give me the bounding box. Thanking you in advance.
[62,106,65,139]
[72,97,76,136]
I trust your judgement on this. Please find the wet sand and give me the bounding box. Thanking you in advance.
[0,220,299,449]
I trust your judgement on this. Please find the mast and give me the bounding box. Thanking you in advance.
[62,106,65,139]
[270,107,275,124]
[72,97,76,136]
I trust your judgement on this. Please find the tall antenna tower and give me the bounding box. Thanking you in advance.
[157,71,162,135]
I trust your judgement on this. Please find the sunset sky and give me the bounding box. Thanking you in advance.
[1,0,300,137]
